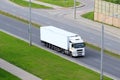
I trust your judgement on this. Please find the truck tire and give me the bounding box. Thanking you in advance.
[69,52,73,57]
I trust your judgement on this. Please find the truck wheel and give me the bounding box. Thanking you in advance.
[69,52,73,57]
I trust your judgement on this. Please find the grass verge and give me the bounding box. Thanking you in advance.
[37,0,80,7]
[0,31,112,80]
[81,12,94,21]
[10,0,52,9]
[86,43,120,59]
[0,10,40,28]
[0,68,20,80]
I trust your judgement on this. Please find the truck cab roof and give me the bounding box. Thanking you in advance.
[69,35,84,43]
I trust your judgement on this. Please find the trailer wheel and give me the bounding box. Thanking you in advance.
[61,49,65,54]
[51,45,54,50]
[56,47,59,52]
[46,43,49,48]
[44,42,46,46]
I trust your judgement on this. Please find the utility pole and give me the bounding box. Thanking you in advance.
[74,0,76,19]
[100,22,104,80]
[29,0,32,46]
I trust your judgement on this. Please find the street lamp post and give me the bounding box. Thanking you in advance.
[29,0,32,46]
[74,0,76,19]
[100,22,104,80]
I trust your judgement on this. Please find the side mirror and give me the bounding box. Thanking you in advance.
[72,44,73,47]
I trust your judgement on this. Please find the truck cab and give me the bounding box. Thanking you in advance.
[69,35,85,57]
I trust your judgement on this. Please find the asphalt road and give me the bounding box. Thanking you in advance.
[0,0,120,54]
[0,14,120,79]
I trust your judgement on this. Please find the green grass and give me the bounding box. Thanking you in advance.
[0,10,40,28]
[81,12,94,21]
[10,0,52,9]
[0,31,112,80]
[0,68,20,80]
[38,0,80,7]
[104,0,120,4]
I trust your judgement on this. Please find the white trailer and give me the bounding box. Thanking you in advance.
[40,26,85,57]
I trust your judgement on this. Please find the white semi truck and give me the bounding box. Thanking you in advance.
[40,26,85,57]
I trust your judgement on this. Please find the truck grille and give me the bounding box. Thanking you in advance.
[77,49,83,54]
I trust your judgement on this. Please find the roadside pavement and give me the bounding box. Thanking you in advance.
[0,58,42,80]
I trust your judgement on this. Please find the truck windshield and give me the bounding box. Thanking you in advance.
[72,43,85,48]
